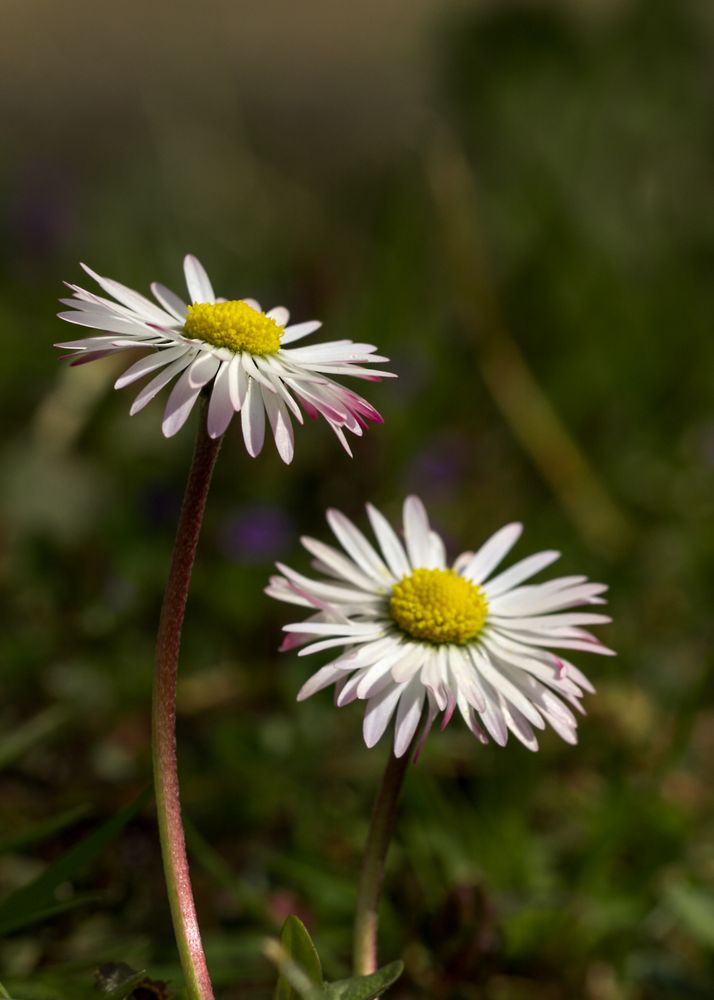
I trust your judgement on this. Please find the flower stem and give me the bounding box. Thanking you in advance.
[153,402,222,1000]
[352,747,413,976]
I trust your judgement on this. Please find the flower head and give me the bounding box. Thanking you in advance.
[266,497,613,757]
[56,255,395,462]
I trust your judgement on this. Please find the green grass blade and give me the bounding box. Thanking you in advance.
[0,707,67,771]
[0,804,91,855]
[0,789,149,936]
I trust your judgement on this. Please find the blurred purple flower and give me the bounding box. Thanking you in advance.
[141,480,182,529]
[220,505,294,565]
[406,432,467,500]
[11,162,72,260]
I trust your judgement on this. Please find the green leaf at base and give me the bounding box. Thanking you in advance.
[267,915,403,1000]
[324,961,404,1000]
[273,916,324,1000]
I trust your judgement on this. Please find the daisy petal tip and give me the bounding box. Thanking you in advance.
[362,728,381,750]
[161,415,186,439]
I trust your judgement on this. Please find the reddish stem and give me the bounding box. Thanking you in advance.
[152,404,222,1000]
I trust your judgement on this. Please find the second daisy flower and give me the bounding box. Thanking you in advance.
[57,254,395,462]
[267,497,613,757]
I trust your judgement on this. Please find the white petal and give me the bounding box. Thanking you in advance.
[326,509,392,583]
[483,551,561,598]
[543,708,578,744]
[206,362,235,438]
[227,354,248,410]
[115,345,188,388]
[337,636,402,670]
[267,306,289,326]
[472,650,544,729]
[390,644,428,684]
[357,655,405,699]
[241,377,266,457]
[280,320,322,345]
[495,612,611,630]
[58,310,151,335]
[363,684,403,749]
[393,680,426,757]
[560,659,596,693]
[301,536,383,593]
[262,385,294,464]
[489,582,607,617]
[463,523,523,584]
[282,621,382,637]
[151,282,188,322]
[403,496,435,569]
[161,367,204,437]
[427,531,447,570]
[473,674,509,746]
[274,563,378,606]
[366,503,411,579]
[297,664,345,701]
[502,704,540,751]
[481,634,584,698]
[336,671,365,707]
[79,264,177,325]
[187,351,220,388]
[183,254,215,304]
[241,352,276,392]
[494,629,615,656]
[422,654,448,710]
[130,352,196,414]
[57,333,132,351]
[297,636,367,656]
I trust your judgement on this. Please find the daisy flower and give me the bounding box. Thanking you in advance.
[56,255,395,462]
[266,497,613,757]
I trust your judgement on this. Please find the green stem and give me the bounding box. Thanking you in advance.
[352,747,413,976]
[153,402,222,1000]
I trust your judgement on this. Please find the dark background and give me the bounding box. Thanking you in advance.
[1,1,713,997]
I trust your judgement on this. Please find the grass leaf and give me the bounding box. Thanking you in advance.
[0,789,149,935]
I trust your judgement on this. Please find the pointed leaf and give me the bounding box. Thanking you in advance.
[273,916,323,1000]
[324,961,404,1000]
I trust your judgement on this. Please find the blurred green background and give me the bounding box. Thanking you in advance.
[1,0,713,997]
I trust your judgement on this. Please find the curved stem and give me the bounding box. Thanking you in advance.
[352,747,413,976]
[153,403,222,1000]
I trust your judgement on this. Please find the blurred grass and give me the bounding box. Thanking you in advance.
[1,1,714,998]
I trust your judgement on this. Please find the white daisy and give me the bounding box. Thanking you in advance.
[266,496,613,757]
[56,255,395,463]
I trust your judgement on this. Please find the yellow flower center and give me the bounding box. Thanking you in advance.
[184,300,283,355]
[389,568,488,645]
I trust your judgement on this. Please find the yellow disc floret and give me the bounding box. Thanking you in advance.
[184,300,283,355]
[389,568,488,645]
